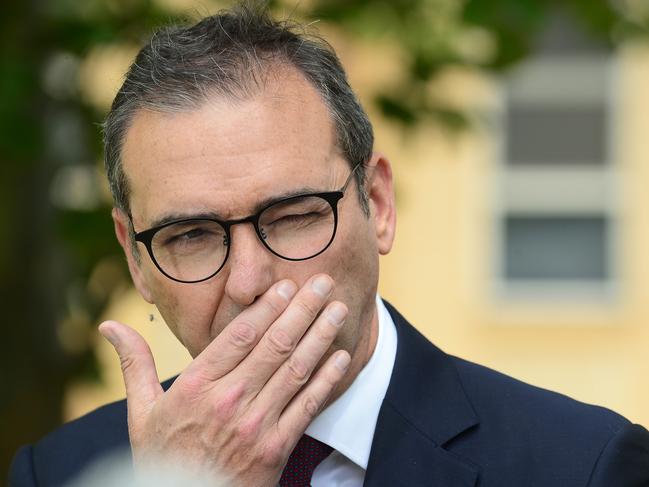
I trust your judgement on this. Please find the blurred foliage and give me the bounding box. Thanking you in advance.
[2,0,647,477]
[307,0,648,127]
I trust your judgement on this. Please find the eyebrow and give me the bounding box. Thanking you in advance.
[146,185,322,229]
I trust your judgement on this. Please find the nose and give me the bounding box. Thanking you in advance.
[222,221,274,306]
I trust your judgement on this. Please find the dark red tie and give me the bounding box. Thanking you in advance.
[279,435,333,487]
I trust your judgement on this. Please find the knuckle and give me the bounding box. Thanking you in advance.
[258,439,285,469]
[176,371,207,398]
[285,357,309,385]
[316,320,338,342]
[302,394,321,418]
[294,298,320,319]
[235,414,263,444]
[228,321,257,348]
[322,366,342,388]
[211,382,246,419]
[265,328,294,357]
[263,294,286,316]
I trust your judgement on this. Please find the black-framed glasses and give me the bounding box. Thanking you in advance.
[131,163,363,283]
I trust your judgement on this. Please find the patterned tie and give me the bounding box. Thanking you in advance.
[279,434,333,487]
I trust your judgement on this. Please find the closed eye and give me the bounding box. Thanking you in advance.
[269,212,322,225]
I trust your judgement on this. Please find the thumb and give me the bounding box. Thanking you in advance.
[98,320,163,417]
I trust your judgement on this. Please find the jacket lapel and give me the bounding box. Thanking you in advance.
[364,302,480,487]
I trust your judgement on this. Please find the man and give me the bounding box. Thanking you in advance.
[9,4,649,487]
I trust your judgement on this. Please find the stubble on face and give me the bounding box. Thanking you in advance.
[120,65,382,385]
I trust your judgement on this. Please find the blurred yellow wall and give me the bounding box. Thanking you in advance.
[377,43,649,428]
[65,24,649,430]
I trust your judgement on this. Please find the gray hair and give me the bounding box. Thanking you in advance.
[103,2,374,221]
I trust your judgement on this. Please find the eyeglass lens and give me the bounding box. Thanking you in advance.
[150,195,336,282]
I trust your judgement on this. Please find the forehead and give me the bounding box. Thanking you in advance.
[121,67,343,226]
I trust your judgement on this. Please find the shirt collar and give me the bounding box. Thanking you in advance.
[305,295,398,470]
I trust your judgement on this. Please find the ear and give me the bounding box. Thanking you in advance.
[366,152,396,255]
[112,208,154,304]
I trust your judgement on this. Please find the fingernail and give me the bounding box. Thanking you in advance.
[277,281,297,301]
[98,323,119,348]
[326,303,347,327]
[335,352,351,371]
[312,275,333,297]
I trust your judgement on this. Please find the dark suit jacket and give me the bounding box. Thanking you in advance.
[9,302,649,486]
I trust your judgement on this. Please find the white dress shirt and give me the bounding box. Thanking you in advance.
[303,295,398,487]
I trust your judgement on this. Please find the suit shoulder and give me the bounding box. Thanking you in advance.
[450,355,629,434]
[445,356,646,484]
[451,357,630,449]
[9,445,37,487]
[38,397,129,452]
[23,377,177,486]
[28,398,130,487]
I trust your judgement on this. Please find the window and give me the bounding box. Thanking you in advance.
[493,12,618,300]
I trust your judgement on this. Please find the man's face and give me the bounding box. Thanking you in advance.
[113,67,396,370]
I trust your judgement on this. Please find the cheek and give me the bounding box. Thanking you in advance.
[148,275,225,357]
[336,212,378,278]
[328,215,379,313]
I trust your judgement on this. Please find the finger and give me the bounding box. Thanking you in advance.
[278,349,351,441]
[253,301,348,419]
[98,320,163,418]
[187,279,298,381]
[236,274,334,390]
